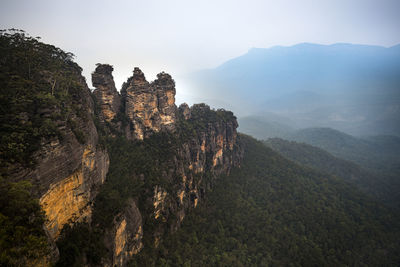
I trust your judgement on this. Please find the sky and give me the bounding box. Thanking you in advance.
[1,0,400,103]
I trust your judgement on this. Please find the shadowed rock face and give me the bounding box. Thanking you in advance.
[105,199,143,267]
[93,65,178,140]
[39,146,109,239]
[91,67,243,266]
[34,90,110,240]
[92,64,121,122]
[121,67,177,139]
[8,58,242,266]
[8,69,110,264]
[179,103,191,120]
[143,103,242,255]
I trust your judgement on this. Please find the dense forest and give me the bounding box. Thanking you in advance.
[263,138,400,209]
[55,106,239,266]
[0,29,86,266]
[286,128,400,173]
[129,135,400,266]
[1,30,400,266]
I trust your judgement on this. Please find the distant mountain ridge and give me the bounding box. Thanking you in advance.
[183,42,400,136]
[2,31,400,266]
[238,118,400,209]
[286,127,400,172]
[239,120,400,175]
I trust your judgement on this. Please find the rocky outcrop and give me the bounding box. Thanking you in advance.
[138,103,242,254]
[9,71,110,245]
[104,199,143,267]
[39,146,109,239]
[89,67,242,265]
[92,65,178,141]
[179,103,191,120]
[1,32,242,266]
[184,103,240,176]
[6,58,241,266]
[121,68,177,140]
[92,64,121,122]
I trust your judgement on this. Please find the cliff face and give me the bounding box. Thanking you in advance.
[10,74,110,241]
[121,67,177,140]
[145,103,242,252]
[88,65,242,266]
[104,199,143,267]
[39,145,109,239]
[96,103,242,266]
[4,56,241,266]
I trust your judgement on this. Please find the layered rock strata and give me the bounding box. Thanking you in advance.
[8,61,242,266]
[91,67,242,266]
[149,103,242,233]
[10,71,109,247]
[121,67,177,139]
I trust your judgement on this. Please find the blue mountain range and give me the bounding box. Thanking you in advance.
[182,43,400,136]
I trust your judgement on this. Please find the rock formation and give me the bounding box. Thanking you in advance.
[93,68,242,266]
[92,64,121,122]
[121,67,177,139]
[5,59,241,266]
[123,103,242,259]
[105,199,143,267]
[7,68,110,265]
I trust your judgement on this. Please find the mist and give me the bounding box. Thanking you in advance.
[1,0,400,92]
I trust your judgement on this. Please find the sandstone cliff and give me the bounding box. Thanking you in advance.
[0,48,109,265]
[86,65,242,266]
[3,53,241,266]
[121,67,177,140]
[105,199,143,267]
[92,64,121,122]
[9,73,110,241]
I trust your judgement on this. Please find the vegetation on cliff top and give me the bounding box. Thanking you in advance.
[2,30,400,266]
[0,29,87,171]
[56,104,238,265]
[129,135,400,266]
[0,30,88,266]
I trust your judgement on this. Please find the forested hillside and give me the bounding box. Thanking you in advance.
[129,135,400,266]
[1,30,400,266]
[264,138,400,209]
[0,29,94,266]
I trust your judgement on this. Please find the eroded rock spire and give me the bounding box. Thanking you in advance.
[122,67,177,139]
[92,64,121,122]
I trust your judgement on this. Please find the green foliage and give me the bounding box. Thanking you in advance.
[288,128,400,174]
[0,177,48,266]
[187,104,236,130]
[131,135,400,266]
[263,138,400,209]
[56,101,240,265]
[0,29,92,265]
[56,132,183,265]
[0,29,87,171]
[56,223,105,267]
[67,119,86,144]
[92,132,180,225]
[177,103,236,142]
[285,128,400,209]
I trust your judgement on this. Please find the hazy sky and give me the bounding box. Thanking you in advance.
[1,0,400,101]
